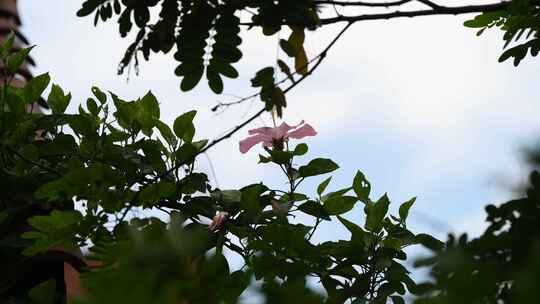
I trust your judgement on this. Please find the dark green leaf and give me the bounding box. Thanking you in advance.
[299,158,339,177]
[365,194,390,232]
[92,86,107,104]
[293,143,308,156]
[86,98,99,116]
[47,84,71,114]
[7,46,34,74]
[175,142,198,165]
[353,170,371,202]
[139,181,176,206]
[0,31,15,58]
[28,279,59,304]
[324,196,357,215]
[317,176,332,196]
[279,39,296,57]
[337,216,367,241]
[277,59,294,82]
[414,233,444,251]
[180,65,204,91]
[207,68,224,94]
[173,110,196,143]
[24,73,50,104]
[398,197,416,222]
[298,200,330,220]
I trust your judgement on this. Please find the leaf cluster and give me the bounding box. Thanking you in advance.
[414,170,540,304]
[0,45,433,303]
[465,0,540,66]
[77,0,320,94]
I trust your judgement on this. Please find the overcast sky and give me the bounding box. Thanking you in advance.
[18,0,540,256]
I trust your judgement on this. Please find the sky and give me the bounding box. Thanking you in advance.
[18,0,540,272]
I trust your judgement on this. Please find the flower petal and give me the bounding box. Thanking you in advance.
[273,121,298,139]
[286,123,317,139]
[248,126,273,136]
[239,134,272,153]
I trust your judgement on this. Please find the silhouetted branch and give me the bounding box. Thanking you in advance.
[240,1,522,27]
[314,0,412,7]
[320,2,513,24]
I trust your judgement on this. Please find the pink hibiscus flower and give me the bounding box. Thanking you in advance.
[239,120,317,154]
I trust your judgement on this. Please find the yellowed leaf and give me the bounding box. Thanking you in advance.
[295,48,308,76]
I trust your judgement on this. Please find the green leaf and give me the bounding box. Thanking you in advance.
[22,210,82,255]
[269,150,293,164]
[212,190,242,204]
[414,233,444,251]
[77,0,105,17]
[353,170,371,202]
[365,194,390,232]
[0,31,15,58]
[277,59,294,82]
[156,120,178,147]
[86,98,99,115]
[175,142,198,165]
[295,48,309,76]
[251,67,274,88]
[241,183,267,215]
[180,64,204,91]
[24,73,50,104]
[139,181,176,206]
[324,196,358,215]
[398,197,416,222]
[270,86,286,118]
[279,39,296,57]
[337,216,367,242]
[288,27,305,54]
[299,158,339,177]
[0,211,8,224]
[35,179,70,201]
[207,67,224,94]
[321,186,352,202]
[47,84,71,114]
[173,110,196,143]
[192,139,208,151]
[7,46,34,74]
[6,86,25,113]
[140,91,160,119]
[317,176,332,196]
[293,143,308,156]
[91,86,107,104]
[28,279,58,304]
[298,200,330,220]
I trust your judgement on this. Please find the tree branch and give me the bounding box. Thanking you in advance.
[320,2,512,25]
[416,0,442,9]
[314,0,413,7]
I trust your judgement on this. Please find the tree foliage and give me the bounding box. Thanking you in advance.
[414,171,540,304]
[464,0,540,66]
[1,0,540,303]
[1,43,434,303]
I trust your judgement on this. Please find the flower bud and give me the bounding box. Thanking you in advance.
[209,212,229,232]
